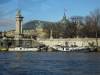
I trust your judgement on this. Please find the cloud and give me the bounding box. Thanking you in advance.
[27,0,47,3]
[0,19,15,31]
[0,0,16,18]
[0,0,12,4]
[19,0,47,5]
[19,0,48,9]
[41,3,51,11]
[0,19,15,26]
[0,9,15,18]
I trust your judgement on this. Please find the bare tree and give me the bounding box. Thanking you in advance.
[84,9,100,48]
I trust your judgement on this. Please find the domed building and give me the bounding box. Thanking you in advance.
[22,12,69,39]
[60,12,69,24]
[35,21,47,39]
[23,20,54,39]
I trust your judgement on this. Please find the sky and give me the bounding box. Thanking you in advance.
[0,0,100,31]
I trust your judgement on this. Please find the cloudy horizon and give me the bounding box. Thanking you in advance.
[0,0,100,31]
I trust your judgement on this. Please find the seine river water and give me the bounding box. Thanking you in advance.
[0,52,100,75]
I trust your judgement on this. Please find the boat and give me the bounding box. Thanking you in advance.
[9,47,39,51]
[52,45,90,52]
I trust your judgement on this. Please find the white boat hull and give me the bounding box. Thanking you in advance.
[52,46,89,52]
[9,47,39,51]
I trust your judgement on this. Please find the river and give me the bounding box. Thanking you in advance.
[0,52,100,75]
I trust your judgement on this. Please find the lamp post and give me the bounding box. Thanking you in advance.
[95,17,99,51]
[50,24,53,39]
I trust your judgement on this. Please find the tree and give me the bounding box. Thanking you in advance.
[83,9,100,38]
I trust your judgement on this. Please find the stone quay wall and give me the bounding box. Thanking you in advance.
[38,38,100,47]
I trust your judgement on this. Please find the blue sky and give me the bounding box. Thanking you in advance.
[0,0,100,31]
